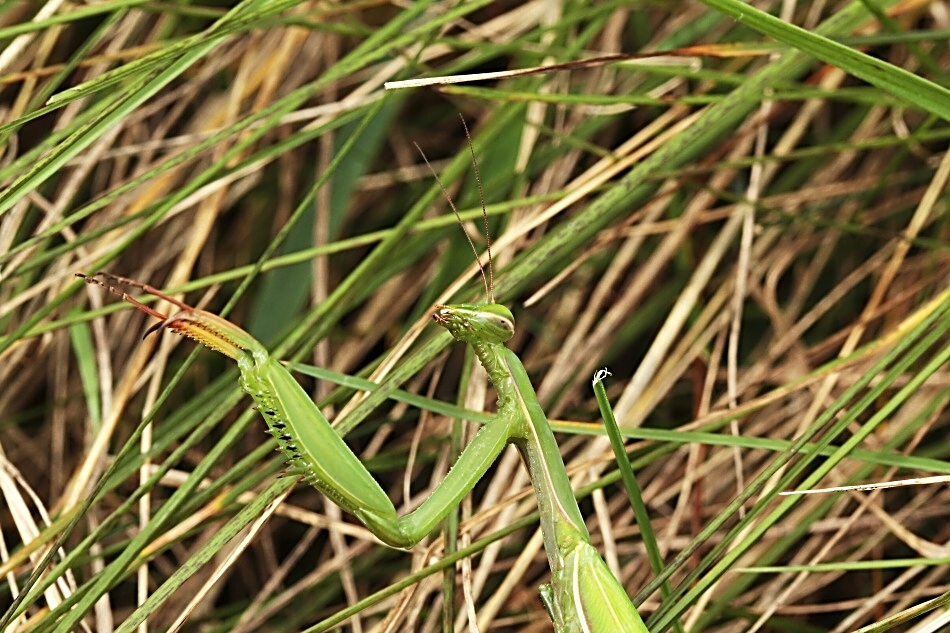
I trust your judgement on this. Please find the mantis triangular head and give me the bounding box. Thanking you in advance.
[433,302,514,344]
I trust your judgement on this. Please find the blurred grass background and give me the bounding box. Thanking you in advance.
[1,1,950,631]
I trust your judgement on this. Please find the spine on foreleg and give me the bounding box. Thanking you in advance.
[241,371,334,492]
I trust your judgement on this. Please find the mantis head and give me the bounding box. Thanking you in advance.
[76,273,259,361]
[433,303,514,345]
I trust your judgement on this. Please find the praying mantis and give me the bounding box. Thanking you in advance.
[76,141,650,633]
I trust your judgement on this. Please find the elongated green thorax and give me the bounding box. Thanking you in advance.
[435,302,649,632]
[434,303,592,563]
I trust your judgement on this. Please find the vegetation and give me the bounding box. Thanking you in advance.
[1,1,949,631]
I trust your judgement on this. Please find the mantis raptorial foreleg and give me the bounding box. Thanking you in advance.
[76,272,512,550]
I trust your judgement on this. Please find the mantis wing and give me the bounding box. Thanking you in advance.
[547,540,649,633]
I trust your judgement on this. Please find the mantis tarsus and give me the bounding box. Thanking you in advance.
[77,141,649,633]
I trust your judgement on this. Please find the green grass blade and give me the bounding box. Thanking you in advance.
[593,368,679,630]
[699,0,950,121]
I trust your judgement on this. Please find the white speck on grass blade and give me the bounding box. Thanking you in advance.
[592,368,611,386]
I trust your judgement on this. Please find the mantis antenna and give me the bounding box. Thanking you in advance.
[414,115,495,304]
[459,115,494,304]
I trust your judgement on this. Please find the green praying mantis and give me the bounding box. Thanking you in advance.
[76,143,650,633]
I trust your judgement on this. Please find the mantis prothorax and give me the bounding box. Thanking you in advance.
[76,130,648,633]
